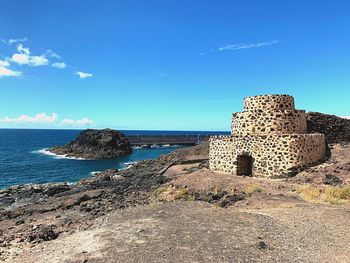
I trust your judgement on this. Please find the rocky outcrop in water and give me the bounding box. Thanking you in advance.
[306,112,350,143]
[48,129,132,159]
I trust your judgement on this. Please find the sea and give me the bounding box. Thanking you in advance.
[0,129,229,189]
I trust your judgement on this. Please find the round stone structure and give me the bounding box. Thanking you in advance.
[209,94,326,178]
[243,94,295,111]
[232,109,307,136]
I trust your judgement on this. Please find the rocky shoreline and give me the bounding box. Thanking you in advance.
[48,129,132,159]
[2,140,350,262]
[0,143,209,252]
[1,112,350,262]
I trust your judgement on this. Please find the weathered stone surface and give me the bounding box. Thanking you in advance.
[27,225,59,242]
[61,190,104,209]
[210,95,326,178]
[48,129,132,159]
[306,112,350,143]
[323,174,342,186]
[43,185,71,197]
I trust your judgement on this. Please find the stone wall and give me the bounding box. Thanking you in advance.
[209,94,326,178]
[232,110,307,136]
[306,112,350,143]
[209,134,326,178]
[244,94,294,111]
[208,136,235,174]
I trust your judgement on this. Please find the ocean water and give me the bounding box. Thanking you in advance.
[0,129,229,189]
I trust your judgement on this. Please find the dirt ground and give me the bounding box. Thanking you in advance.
[10,201,350,263]
[2,143,350,263]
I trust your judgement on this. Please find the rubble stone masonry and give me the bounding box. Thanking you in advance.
[209,95,326,178]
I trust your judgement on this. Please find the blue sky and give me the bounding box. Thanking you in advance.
[0,0,349,131]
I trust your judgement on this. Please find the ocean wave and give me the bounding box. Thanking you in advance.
[120,161,138,170]
[123,161,138,166]
[90,171,101,176]
[32,148,86,160]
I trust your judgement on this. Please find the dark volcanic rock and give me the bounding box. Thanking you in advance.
[0,142,209,251]
[43,185,71,197]
[323,174,342,186]
[48,129,132,159]
[27,225,59,242]
[306,112,350,143]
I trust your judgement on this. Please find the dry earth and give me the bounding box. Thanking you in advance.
[9,202,350,263]
[2,142,350,263]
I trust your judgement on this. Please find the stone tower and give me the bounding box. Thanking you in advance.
[209,94,326,178]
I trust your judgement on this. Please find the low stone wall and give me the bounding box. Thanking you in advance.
[208,136,235,173]
[209,134,326,178]
[244,94,295,111]
[232,110,307,136]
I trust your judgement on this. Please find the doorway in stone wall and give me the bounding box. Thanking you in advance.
[237,155,253,176]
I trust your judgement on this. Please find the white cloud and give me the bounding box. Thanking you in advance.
[200,40,281,55]
[0,38,86,78]
[341,116,350,119]
[30,55,49,66]
[10,44,49,67]
[52,62,67,69]
[218,40,280,51]
[0,60,10,67]
[0,66,22,78]
[0,113,93,127]
[61,118,93,126]
[11,53,30,65]
[0,37,28,45]
[8,37,28,45]
[0,59,22,78]
[17,43,30,55]
[76,71,93,79]
[46,49,61,59]
[0,113,58,124]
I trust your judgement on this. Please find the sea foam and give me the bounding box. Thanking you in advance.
[32,148,86,160]
[90,171,101,176]
[120,161,138,170]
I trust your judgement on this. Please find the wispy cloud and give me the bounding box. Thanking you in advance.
[46,49,61,59]
[0,60,22,78]
[76,71,93,79]
[0,112,93,127]
[52,62,67,69]
[219,40,280,51]
[200,40,281,55]
[156,70,169,77]
[1,37,28,45]
[0,113,58,124]
[61,118,93,126]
